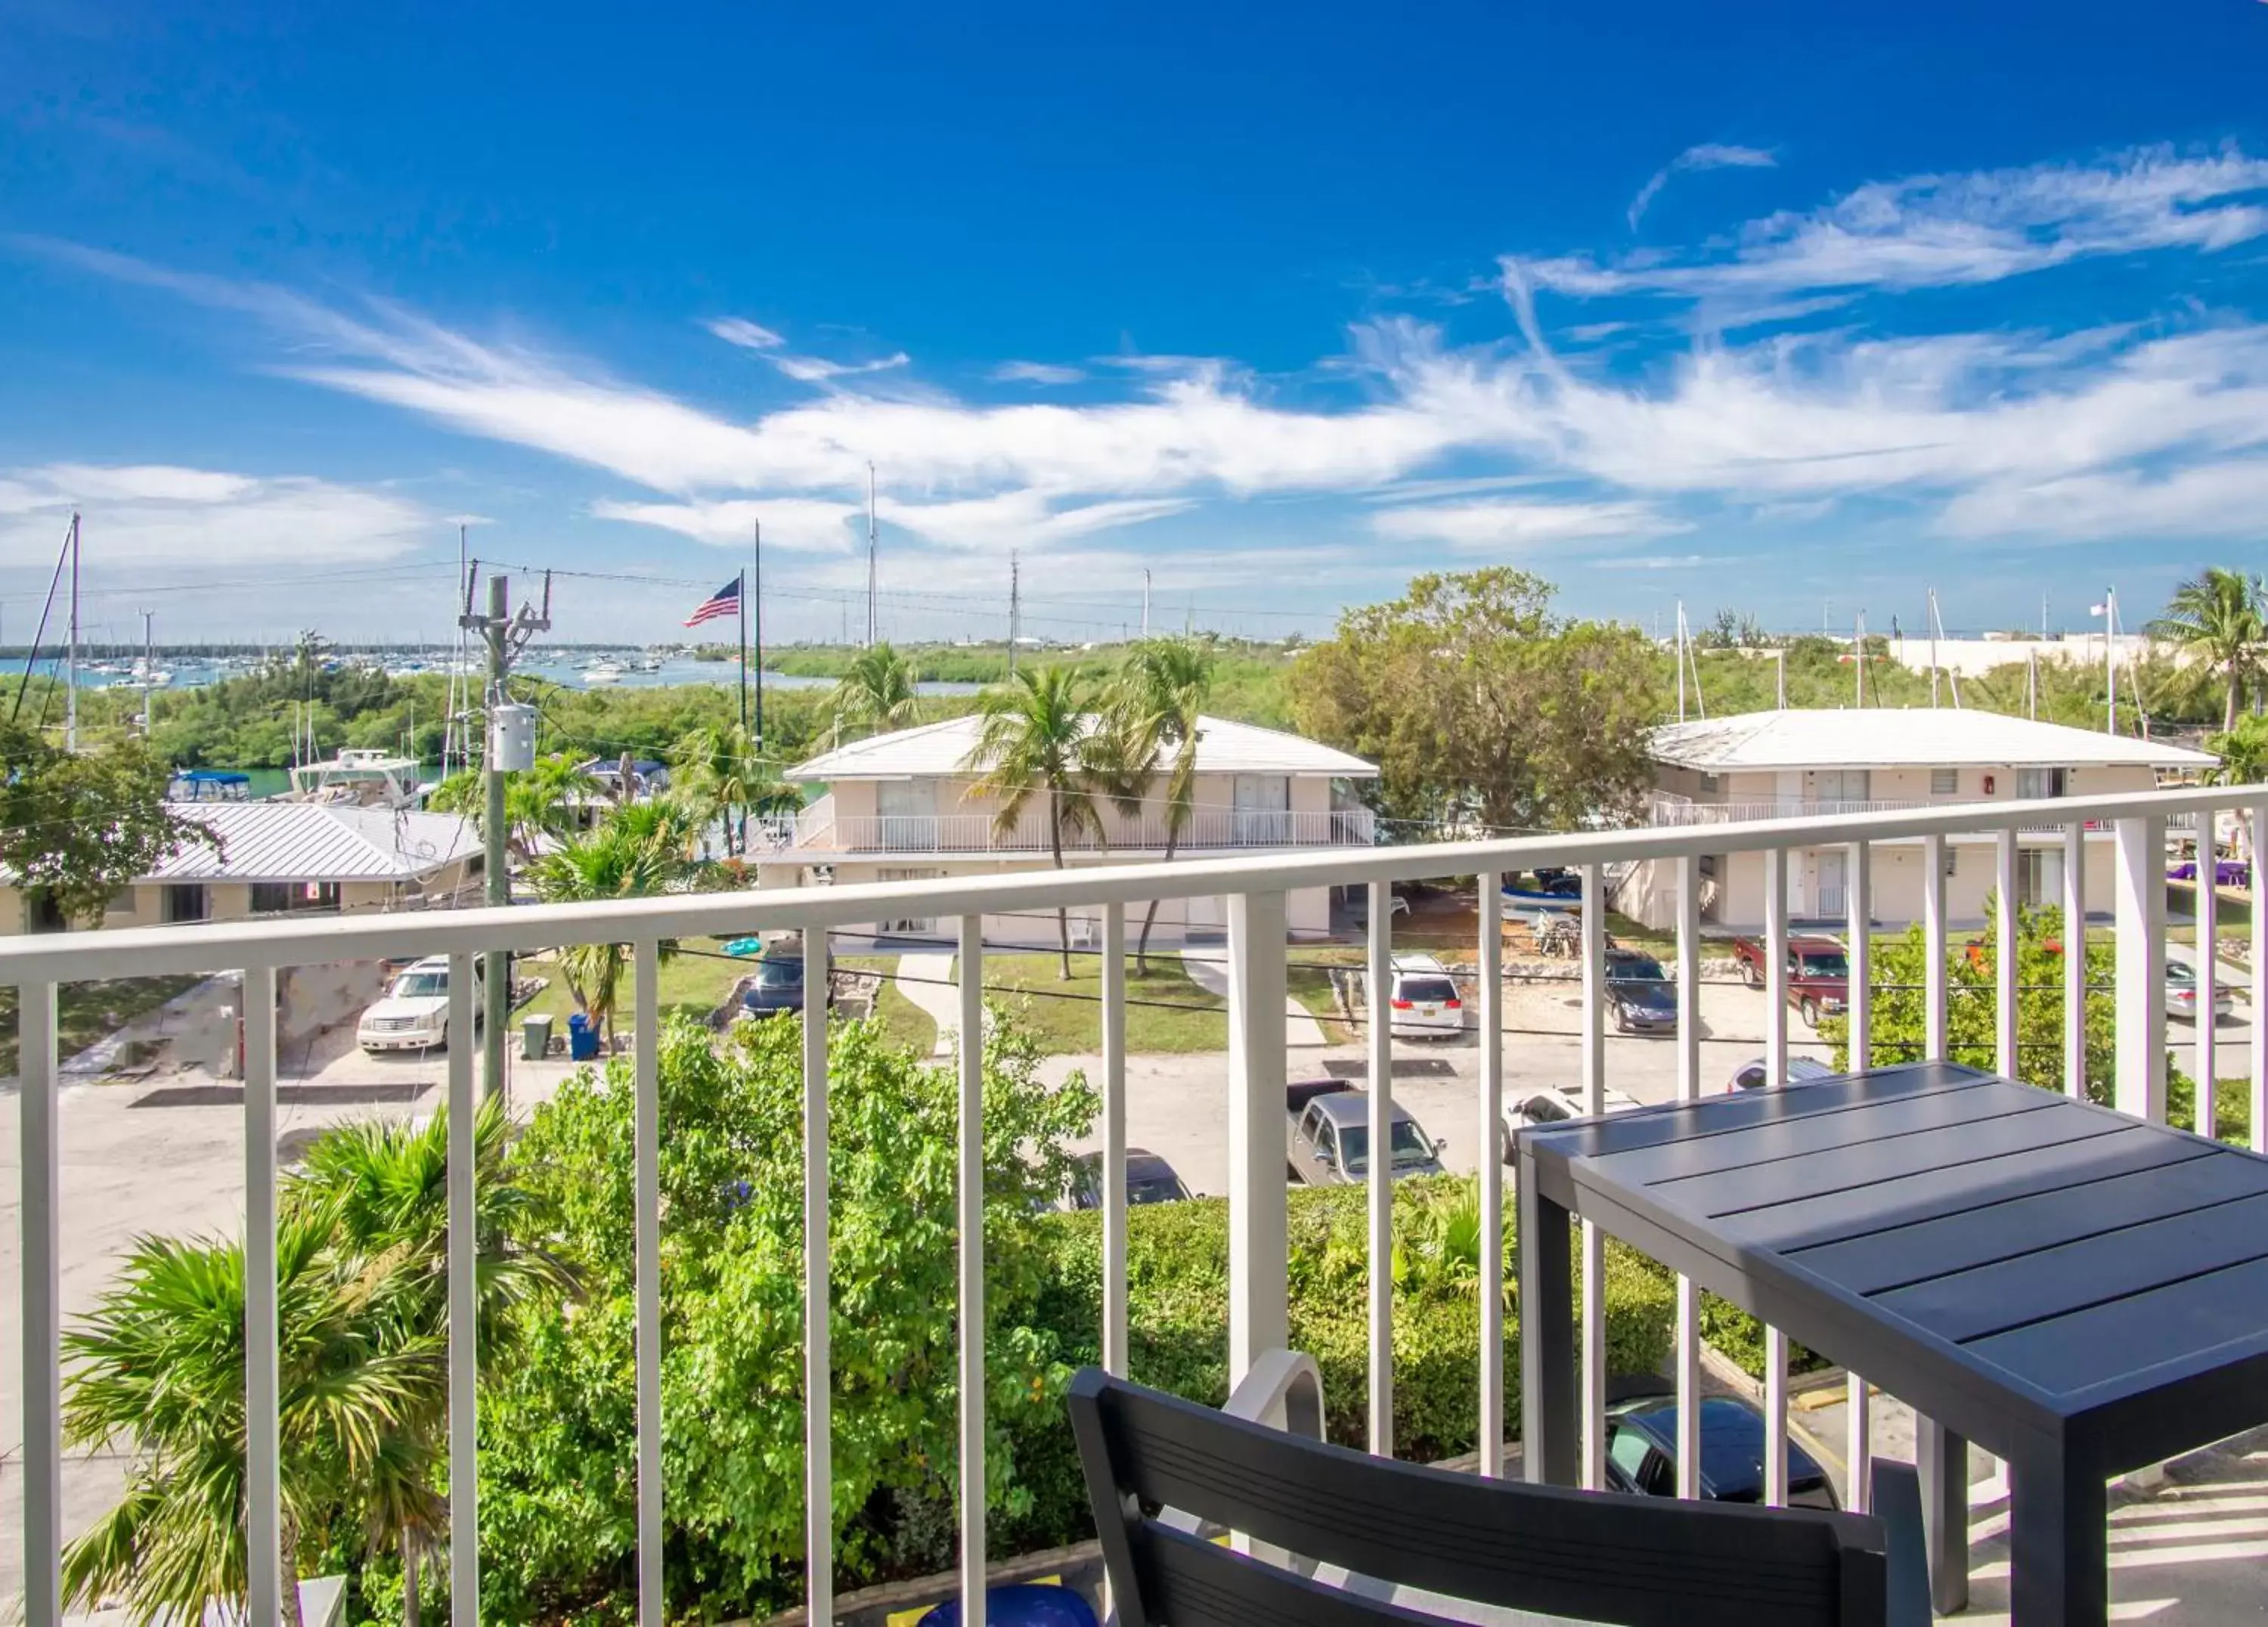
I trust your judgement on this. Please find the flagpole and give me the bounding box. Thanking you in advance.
[737,566,748,739]
[751,520,764,750]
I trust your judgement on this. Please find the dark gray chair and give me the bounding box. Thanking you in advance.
[1068,1365,1929,1626]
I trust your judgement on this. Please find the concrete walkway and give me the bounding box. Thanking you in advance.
[894,950,959,1056]
[1176,945,1328,1049]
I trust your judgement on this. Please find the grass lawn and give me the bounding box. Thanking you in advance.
[946,951,1227,1053]
[0,974,208,1077]
[519,941,938,1056]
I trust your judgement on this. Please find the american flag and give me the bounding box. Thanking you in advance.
[683,575,742,628]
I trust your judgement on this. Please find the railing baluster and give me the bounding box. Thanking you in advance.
[956,915,987,1627]
[2064,822,2087,1099]
[2198,822,2219,1139]
[802,924,834,1623]
[1365,879,1393,1455]
[2113,813,2168,1122]
[1476,869,1504,1477]
[2254,801,2268,1153]
[633,941,662,1627]
[243,965,282,1627]
[1923,832,1948,1061]
[1673,854,1702,1500]
[1761,851,1789,1507]
[448,953,481,1627]
[18,979,60,1627]
[1100,901,1128,1377]
[1996,828,2019,1080]
[1226,890,1289,1384]
[1579,863,1605,1492]
[1845,841,1872,1512]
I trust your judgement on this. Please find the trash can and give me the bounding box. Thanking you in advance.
[567,1010,600,1061]
[521,1013,553,1061]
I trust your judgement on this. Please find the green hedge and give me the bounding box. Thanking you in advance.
[994,1177,1678,1557]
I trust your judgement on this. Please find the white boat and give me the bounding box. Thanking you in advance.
[287,748,429,810]
[584,662,626,687]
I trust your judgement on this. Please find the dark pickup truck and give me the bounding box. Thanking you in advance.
[1286,1080,1446,1185]
[1730,934,1850,1026]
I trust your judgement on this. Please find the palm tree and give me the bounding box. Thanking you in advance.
[528,801,700,1038]
[963,666,1108,979]
[834,642,920,738]
[1108,637,1215,973]
[428,752,597,860]
[2149,567,2266,732]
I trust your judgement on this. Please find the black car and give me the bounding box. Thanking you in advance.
[740,952,830,1018]
[1603,950,1678,1034]
[1603,1393,1838,1508]
[1067,1148,1194,1209]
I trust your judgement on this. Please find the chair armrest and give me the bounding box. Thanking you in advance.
[1868,1459,1931,1627]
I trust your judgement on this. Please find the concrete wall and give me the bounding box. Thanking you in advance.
[823,770,1340,847]
[2,857,481,937]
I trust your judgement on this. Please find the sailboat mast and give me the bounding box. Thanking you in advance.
[865,462,878,648]
[66,511,79,752]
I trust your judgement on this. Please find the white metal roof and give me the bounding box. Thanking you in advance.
[1647,707,2217,771]
[148,802,480,884]
[790,713,1377,780]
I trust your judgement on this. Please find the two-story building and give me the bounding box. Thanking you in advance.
[1616,708,2215,931]
[770,714,1377,944]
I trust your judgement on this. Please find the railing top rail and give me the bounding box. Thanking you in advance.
[2,783,2253,981]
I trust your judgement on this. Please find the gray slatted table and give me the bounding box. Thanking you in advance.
[1514,1061,2268,1625]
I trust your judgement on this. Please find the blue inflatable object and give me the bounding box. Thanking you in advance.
[566,1010,601,1061]
[722,936,767,957]
[919,1583,1098,1626]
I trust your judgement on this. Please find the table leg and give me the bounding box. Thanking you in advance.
[1516,1139,1576,1486]
[1917,1415,1969,1616]
[2009,1455,2106,1626]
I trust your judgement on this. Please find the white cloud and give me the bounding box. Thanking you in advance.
[990,360,1086,386]
[770,351,911,383]
[1538,144,2268,305]
[1372,497,1687,550]
[589,496,863,550]
[0,463,429,564]
[1938,457,2268,541]
[707,316,787,351]
[881,491,1191,550]
[1628,142,1778,229]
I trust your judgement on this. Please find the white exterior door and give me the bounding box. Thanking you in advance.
[877,779,937,851]
[1233,774,1290,844]
[875,866,945,937]
[1817,848,1847,919]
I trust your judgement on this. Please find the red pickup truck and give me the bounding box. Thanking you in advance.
[1730,934,1851,1026]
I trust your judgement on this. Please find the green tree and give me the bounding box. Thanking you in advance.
[0,721,218,926]
[525,800,702,1040]
[670,723,801,857]
[60,1099,549,1627]
[964,666,1111,979]
[2149,566,2266,732]
[1290,570,1664,835]
[1106,637,1214,974]
[2206,713,2268,785]
[474,1010,1097,1622]
[429,753,598,862]
[833,643,920,738]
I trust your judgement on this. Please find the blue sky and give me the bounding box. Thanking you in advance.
[5,2,2268,648]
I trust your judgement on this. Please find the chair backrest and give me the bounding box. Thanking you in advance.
[1068,1367,1904,1627]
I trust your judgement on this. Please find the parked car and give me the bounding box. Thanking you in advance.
[2166,959,2234,1024]
[1385,953,1463,1040]
[1603,1393,1839,1508]
[1602,947,1678,1034]
[1287,1088,1446,1185]
[740,947,834,1019]
[358,956,482,1052]
[1725,1055,1837,1093]
[1501,1084,1644,1160]
[1066,1148,1194,1209]
[1731,934,1850,1026]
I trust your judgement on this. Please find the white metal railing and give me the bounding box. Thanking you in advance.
[1648,789,2124,837]
[6,782,2265,1627]
[785,804,1375,854]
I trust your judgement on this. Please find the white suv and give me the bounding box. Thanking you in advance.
[1387,953,1464,1040]
[358,956,481,1052]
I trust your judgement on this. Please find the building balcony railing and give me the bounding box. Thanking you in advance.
[758,799,1376,856]
[1646,789,2196,836]
[4,782,2262,1627]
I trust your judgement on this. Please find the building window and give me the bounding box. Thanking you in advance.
[1699,773,1721,793]
[162,884,209,924]
[251,881,341,915]
[2016,768,2066,800]
[1930,768,1960,795]
[1943,844,1960,879]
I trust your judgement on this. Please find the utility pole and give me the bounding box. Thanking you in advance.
[66,512,79,752]
[866,463,878,648]
[1142,568,1151,639]
[459,566,550,1101]
[141,609,155,734]
[1008,551,1020,678]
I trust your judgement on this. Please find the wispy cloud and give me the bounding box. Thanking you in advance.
[770,351,911,383]
[707,316,786,351]
[990,360,1086,386]
[0,463,429,563]
[1371,497,1687,550]
[1534,144,2268,306]
[1627,142,1777,229]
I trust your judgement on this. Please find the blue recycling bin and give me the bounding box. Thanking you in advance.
[566,1010,601,1061]
[919,1584,1098,1626]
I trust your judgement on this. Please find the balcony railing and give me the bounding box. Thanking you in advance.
[5,783,2263,1627]
[761,802,1376,855]
[1645,789,2162,835]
